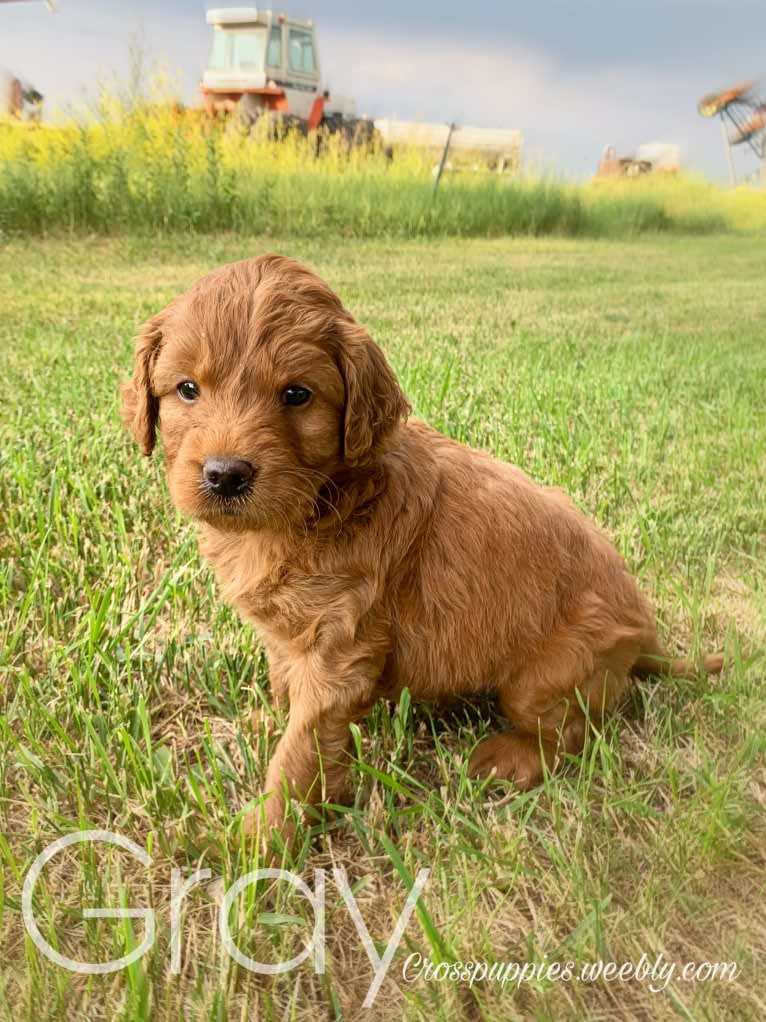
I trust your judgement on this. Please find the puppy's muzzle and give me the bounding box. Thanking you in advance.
[202,457,256,499]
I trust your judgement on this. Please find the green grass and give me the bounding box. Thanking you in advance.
[1,232,765,1021]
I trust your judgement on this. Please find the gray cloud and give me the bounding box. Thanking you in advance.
[304,0,766,75]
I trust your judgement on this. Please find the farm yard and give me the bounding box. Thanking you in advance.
[1,218,765,1020]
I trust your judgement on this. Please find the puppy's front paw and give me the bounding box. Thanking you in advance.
[241,792,297,865]
[467,732,555,791]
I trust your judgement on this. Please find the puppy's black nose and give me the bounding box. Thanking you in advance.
[202,457,255,498]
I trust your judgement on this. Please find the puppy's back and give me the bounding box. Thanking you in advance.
[382,422,653,697]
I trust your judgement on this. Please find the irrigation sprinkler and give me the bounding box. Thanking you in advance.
[699,80,766,186]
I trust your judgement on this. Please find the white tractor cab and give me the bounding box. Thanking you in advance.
[201,7,359,134]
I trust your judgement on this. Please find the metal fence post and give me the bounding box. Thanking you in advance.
[432,122,455,197]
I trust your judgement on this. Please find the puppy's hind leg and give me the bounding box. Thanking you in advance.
[468,638,638,790]
[467,701,587,791]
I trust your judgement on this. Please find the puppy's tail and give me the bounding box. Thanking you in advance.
[632,646,724,680]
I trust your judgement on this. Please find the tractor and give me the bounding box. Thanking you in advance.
[200,7,372,143]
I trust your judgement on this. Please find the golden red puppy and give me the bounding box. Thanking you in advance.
[121,254,722,848]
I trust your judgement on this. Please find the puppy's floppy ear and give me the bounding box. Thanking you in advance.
[336,318,410,466]
[120,314,164,456]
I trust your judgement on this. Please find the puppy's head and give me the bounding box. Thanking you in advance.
[121,255,409,531]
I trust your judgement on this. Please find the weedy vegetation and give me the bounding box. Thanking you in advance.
[1,70,766,239]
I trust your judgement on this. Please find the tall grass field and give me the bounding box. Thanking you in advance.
[1,230,764,1020]
[2,96,766,237]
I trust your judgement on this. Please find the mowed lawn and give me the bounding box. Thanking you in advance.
[1,232,765,1022]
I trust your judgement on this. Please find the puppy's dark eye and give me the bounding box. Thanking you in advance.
[177,381,200,403]
[282,386,312,407]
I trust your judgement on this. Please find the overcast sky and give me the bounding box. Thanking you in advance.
[2,0,764,180]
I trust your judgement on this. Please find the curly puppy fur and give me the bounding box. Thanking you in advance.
[122,254,723,848]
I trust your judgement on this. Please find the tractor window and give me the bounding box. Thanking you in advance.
[231,29,266,71]
[208,29,229,71]
[207,27,267,72]
[267,26,282,68]
[288,29,316,74]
